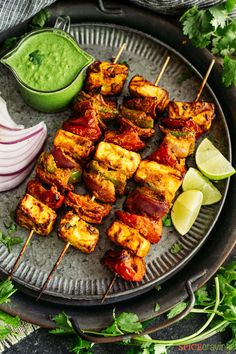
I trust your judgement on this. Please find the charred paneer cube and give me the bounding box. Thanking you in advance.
[65,192,111,224]
[36,152,82,191]
[107,221,150,258]
[129,75,169,112]
[54,129,94,161]
[83,170,116,203]
[15,194,57,236]
[135,160,183,203]
[85,61,129,96]
[58,211,99,253]
[94,142,141,179]
[168,101,215,132]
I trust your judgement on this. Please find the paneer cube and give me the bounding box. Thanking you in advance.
[107,221,150,258]
[54,129,94,161]
[135,160,182,203]
[15,194,57,236]
[58,211,99,253]
[94,142,141,178]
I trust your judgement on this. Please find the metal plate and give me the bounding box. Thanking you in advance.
[0,21,231,304]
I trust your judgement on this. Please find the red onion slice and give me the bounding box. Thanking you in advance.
[0,121,45,141]
[0,161,35,192]
[0,128,46,174]
[0,95,24,130]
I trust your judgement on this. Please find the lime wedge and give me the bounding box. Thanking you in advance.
[171,190,203,235]
[195,138,235,180]
[182,167,222,205]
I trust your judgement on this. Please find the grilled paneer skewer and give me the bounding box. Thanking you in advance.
[85,61,129,96]
[65,191,112,224]
[168,101,215,132]
[101,249,146,282]
[54,129,94,161]
[16,194,57,236]
[128,75,169,112]
[94,142,141,179]
[58,211,99,254]
[107,221,150,258]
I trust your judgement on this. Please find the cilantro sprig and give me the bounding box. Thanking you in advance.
[0,222,22,252]
[50,261,236,354]
[180,0,236,87]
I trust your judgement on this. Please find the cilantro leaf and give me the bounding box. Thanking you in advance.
[50,312,75,335]
[209,6,229,29]
[116,312,143,333]
[103,311,142,335]
[0,279,16,304]
[180,7,214,47]
[222,56,236,87]
[0,231,23,252]
[195,285,211,305]
[212,20,236,56]
[170,242,182,254]
[28,50,44,65]
[31,9,49,28]
[225,0,236,12]
[162,214,172,227]
[71,336,94,354]
[227,323,236,350]
[154,303,160,312]
[1,37,19,51]
[0,311,20,328]
[166,302,187,319]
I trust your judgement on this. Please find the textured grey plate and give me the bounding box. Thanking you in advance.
[0,23,231,301]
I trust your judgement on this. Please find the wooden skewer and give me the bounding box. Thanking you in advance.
[113,43,126,64]
[36,241,70,301]
[36,44,127,299]
[101,274,117,304]
[195,59,215,102]
[155,56,170,86]
[101,57,171,303]
[8,229,34,279]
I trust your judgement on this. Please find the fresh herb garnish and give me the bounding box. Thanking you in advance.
[30,9,49,29]
[170,242,183,254]
[29,50,44,65]
[50,261,236,353]
[0,230,22,252]
[154,303,160,312]
[162,214,172,227]
[180,1,236,87]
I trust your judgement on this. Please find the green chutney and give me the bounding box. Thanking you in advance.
[4,31,89,91]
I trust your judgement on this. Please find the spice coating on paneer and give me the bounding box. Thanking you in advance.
[65,192,111,224]
[135,160,183,203]
[85,61,129,96]
[15,194,57,236]
[83,170,116,203]
[107,221,150,258]
[94,142,141,179]
[58,211,99,253]
[168,101,215,131]
[129,75,169,112]
[116,211,162,244]
[54,129,94,161]
[36,152,82,191]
